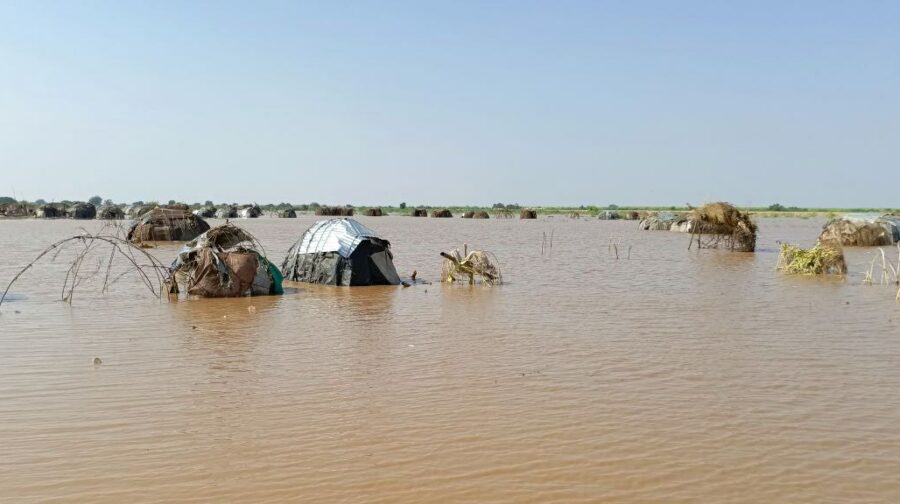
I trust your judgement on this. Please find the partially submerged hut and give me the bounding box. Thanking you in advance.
[277,208,297,218]
[316,206,354,216]
[68,202,96,220]
[194,206,217,218]
[126,204,154,219]
[520,209,537,219]
[473,211,490,219]
[35,204,63,218]
[281,218,401,286]
[238,204,262,219]
[598,211,620,220]
[462,211,475,219]
[411,208,428,217]
[623,211,640,220]
[97,205,125,220]
[0,203,30,218]
[215,206,238,219]
[683,202,757,252]
[169,224,283,297]
[638,212,677,231]
[126,206,211,243]
[432,209,453,218]
[364,208,384,217]
[818,216,899,246]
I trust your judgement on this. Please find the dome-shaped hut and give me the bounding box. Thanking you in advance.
[126,206,211,243]
[281,218,400,286]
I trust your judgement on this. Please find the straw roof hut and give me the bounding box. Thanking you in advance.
[97,205,125,220]
[473,211,490,219]
[598,210,620,220]
[215,206,238,219]
[68,202,96,220]
[35,204,63,219]
[194,206,217,218]
[462,211,475,219]
[126,206,211,243]
[683,202,757,252]
[364,208,384,217]
[315,206,354,216]
[277,208,297,218]
[238,204,262,219]
[411,208,428,217]
[520,209,537,219]
[432,209,453,218]
[639,212,677,231]
[818,216,898,246]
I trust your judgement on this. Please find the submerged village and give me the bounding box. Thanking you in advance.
[0,198,898,304]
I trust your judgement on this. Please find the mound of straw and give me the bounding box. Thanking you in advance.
[777,242,847,275]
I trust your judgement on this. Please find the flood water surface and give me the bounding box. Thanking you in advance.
[1,216,900,503]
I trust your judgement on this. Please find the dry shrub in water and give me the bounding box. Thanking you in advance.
[777,242,847,275]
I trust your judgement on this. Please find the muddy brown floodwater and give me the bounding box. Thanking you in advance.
[1,216,900,503]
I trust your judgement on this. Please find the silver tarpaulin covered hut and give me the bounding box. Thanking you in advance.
[281,218,401,286]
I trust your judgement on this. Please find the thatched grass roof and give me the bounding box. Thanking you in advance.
[819,217,895,246]
[685,202,757,252]
[431,209,452,218]
[473,211,490,219]
[411,208,428,217]
[520,209,537,219]
[316,206,354,216]
[364,208,384,216]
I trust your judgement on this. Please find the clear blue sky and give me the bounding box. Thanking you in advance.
[1,1,898,207]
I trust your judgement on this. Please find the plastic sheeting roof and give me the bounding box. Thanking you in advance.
[296,218,382,258]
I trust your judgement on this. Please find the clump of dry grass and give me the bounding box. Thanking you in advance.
[777,242,847,275]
